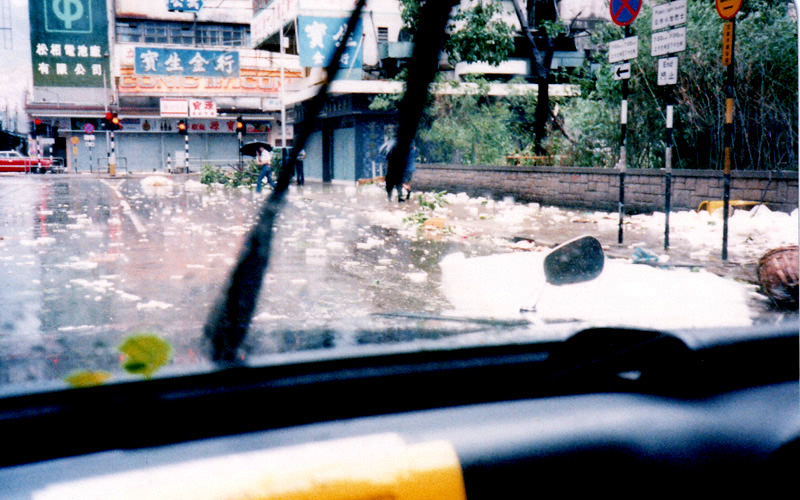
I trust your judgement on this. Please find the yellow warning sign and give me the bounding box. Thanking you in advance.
[716,0,742,20]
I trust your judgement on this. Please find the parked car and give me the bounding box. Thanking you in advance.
[0,150,54,173]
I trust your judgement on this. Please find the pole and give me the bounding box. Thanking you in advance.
[109,130,116,176]
[238,131,243,170]
[617,25,631,244]
[664,96,673,250]
[280,15,287,167]
[722,18,736,261]
[184,127,189,173]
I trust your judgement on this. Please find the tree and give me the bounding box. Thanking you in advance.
[559,0,797,170]
[399,0,515,67]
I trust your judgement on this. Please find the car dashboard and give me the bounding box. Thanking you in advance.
[1,321,797,499]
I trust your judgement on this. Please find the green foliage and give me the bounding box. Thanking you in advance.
[200,164,229,185]
[419,81,516,165]
[562,0,797,170]
[119,333,172,379]
[403,191,450,228]
[399,0,515,66]
[200,162,261,188]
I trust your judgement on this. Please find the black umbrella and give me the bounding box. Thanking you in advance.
[240,141,272,157]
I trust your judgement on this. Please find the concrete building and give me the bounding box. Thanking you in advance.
[26,0,302,173]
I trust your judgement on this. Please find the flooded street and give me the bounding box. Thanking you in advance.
[0,174,795,388]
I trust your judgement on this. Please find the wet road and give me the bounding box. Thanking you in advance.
[0,173,788,387]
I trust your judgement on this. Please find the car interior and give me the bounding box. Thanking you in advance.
[1,1,798,498]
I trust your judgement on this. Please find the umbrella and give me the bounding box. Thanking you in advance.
[240,141,272,157]
[378,139,396,156]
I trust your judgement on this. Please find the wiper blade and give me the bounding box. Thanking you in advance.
[373,312,531,328]
[203,0,368,365]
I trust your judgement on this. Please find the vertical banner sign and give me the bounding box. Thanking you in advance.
[29,0,110,87]
[717,0,741,260]
[297,16,363,70]
[609,0,641,244]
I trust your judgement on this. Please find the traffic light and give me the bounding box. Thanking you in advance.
[177,120,188,136]
[32,118,42,138]
[235,116,245,136]
[105,112,121,131]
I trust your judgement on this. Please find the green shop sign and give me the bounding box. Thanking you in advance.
[29,0,110,87]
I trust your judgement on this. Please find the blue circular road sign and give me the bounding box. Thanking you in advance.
[610,0,642,27]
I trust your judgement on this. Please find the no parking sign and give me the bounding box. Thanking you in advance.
[610,0,642,27]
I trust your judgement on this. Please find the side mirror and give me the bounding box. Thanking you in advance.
[544,236,605,285]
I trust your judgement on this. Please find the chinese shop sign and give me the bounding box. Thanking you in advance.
[29,0,110,87]
[135,48,240,78]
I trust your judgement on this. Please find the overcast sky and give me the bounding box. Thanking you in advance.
[0,0,32,128]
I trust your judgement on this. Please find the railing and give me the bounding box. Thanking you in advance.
[166,156,245,173]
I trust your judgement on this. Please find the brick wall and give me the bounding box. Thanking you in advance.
[412,165,799,213]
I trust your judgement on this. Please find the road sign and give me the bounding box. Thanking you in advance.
[610,0,642,27]
[608,36,639,63]
[722,21,733,65]
[657,57,679,86]
[651,26,686,57]
[652,0,687,31]
[716,0,742,20]
[613,62,632,80]
[83,123,95,134]
[70,137,80,145]
[83,135,96,142]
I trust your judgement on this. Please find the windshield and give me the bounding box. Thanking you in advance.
[0,0,797,393]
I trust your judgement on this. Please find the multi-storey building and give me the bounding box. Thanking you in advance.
[26,0,301,172]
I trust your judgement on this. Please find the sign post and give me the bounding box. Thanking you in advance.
[651,0,687,250]
[609,0,642,244]
[717,0,742,260]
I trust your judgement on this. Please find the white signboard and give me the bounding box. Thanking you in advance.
[188,99,218,118]
[657,57,679,86]
[608,36,639,63]
[160,98,189,117]
[652,0,687,31]
[651,27,687,57]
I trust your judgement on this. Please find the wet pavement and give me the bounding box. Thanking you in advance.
[0,173,793,388]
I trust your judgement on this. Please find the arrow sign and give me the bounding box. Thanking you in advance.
[613,62,632,80]
[610,0,642,27]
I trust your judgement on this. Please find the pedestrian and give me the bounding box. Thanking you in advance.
[402,144,417,201]
[256,144,275,193]
[296,149,305,185]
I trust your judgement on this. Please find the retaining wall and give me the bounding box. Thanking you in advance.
[412,164,798,213]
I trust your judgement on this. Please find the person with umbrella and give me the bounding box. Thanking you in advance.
[255,144,275,193]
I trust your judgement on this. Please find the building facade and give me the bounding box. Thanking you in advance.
[26,0,302,172]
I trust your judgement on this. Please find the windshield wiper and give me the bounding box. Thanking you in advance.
[203,0,459,365]
[203,1,369,365]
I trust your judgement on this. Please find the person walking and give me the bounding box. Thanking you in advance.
[256,144,275,193]
[296,149,305,185]
[402,144,417,201]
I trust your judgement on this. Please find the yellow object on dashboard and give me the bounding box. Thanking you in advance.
[33,434,467,500]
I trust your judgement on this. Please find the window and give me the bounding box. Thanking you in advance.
[115,20,249,47]
[377,27,389,43]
